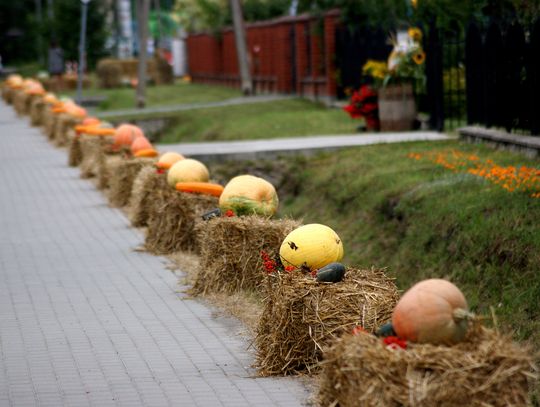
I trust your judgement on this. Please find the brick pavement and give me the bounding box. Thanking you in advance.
[0,102,309,406]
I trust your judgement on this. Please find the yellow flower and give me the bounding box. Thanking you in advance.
[413,51,426,65]
[408,27,422,42]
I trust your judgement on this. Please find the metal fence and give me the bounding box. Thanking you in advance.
[466,19,540,135]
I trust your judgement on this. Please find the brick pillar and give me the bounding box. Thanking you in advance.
[324,9,340,98]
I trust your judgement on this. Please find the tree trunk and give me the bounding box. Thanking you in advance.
[230,0,252,95]
[136,0,150,108]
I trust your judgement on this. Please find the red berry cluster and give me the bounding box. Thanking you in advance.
[156,168,165,174]
[382,336,407,350]
[260,251,277,274]
[224,209,235,217]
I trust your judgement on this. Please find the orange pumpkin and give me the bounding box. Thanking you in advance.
[130,136,153,155]
[392,279,473,345]
[156,152,185,170]
[113,124,144,149]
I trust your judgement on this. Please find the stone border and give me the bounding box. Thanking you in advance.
[459,126,540,158]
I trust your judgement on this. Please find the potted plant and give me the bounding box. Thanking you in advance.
[363,27,426,131]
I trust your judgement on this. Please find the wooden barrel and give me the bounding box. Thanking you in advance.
[378,83,417,131]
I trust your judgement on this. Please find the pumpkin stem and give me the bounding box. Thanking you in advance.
[452,308,475,321]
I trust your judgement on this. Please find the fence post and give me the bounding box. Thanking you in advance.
[426,19,444,132]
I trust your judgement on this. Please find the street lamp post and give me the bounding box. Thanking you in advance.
[76,0,91,105]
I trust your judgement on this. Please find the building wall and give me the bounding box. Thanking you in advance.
[186,9,340,99]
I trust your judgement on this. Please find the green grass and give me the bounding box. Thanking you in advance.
[158,99,358,142]
[262,140,540,347]
[62,82,241,112]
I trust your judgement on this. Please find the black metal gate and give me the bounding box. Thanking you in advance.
[465,19,540,135]
[334,27,392,99]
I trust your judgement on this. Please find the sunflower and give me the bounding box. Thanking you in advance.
[408,27,423,42]
[413,51,426,65]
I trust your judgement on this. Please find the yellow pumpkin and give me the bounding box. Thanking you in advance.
[156,152,185,169]
[392,279,473,345]
[43,92,59,105]
[219,175,278,216]
[279,224,344,270]
[167,158,209,187]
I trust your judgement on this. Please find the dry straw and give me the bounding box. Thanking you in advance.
[192,216,300,296]
[79,135,114,178]
[145,191,217,254]
[67,130,82,167]
[1,85,14,103]
[97,153,122,190]
[53,114,81,147]
[13,90,29,116]
[318,324,538,407]
[107,157,156,207]
[128,167,169,227]
[29,97,45,127]
[255,267,399,376]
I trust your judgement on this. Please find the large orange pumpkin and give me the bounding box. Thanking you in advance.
[392,279,473,345]
[167,159,209,187]
[113,124,144,149]
[130,136,153,155]
[219,175,278,216]
[156,152,185,169]
[63,102,87,118]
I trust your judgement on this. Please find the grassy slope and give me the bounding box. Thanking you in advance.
[62,82,241,111]
[274,140,540,346]
[159,99,357,142]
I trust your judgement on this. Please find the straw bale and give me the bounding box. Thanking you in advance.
[97,153,121,190]
[128,167,168,227]
[107,157,156,207]
[255,268,399,376]
[145,191,217,255]
[79,135,112,178]
[29,97,45,126]
[13,90,29,116]
[192,217,300,296]
[45,113,59,141]
[1,85,13,103]
[67,130,82,167]
[53,114,81,147]
[41,107,55,135]
[318,325,538,407]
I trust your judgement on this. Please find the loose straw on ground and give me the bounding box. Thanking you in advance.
[255,267,399,376]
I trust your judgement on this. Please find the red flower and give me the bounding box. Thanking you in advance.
[284,265,295,272]
[382,336,407,350]
[224,209,235,217]
[156,168,165,174]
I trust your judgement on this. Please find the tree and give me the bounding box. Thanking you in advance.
[48,0,109,69]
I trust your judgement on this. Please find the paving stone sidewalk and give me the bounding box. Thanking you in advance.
[0,102,309,406]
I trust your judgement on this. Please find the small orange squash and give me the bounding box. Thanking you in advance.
[134,148,159,158]
[392,279,473,345]
[113,124,144,149]
[130,136,153,155]
[175,182,224,197]
[82,117,100,126]
[156,152,185,169]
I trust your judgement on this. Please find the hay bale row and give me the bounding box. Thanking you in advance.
[192,216,300,295]
[254,268,399,376]
[145,191,217,255]
[79,135,112,178]
[128,168,168,227]
[13,90,30,116]
[107,157,156,207]
[318,325,536,407]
